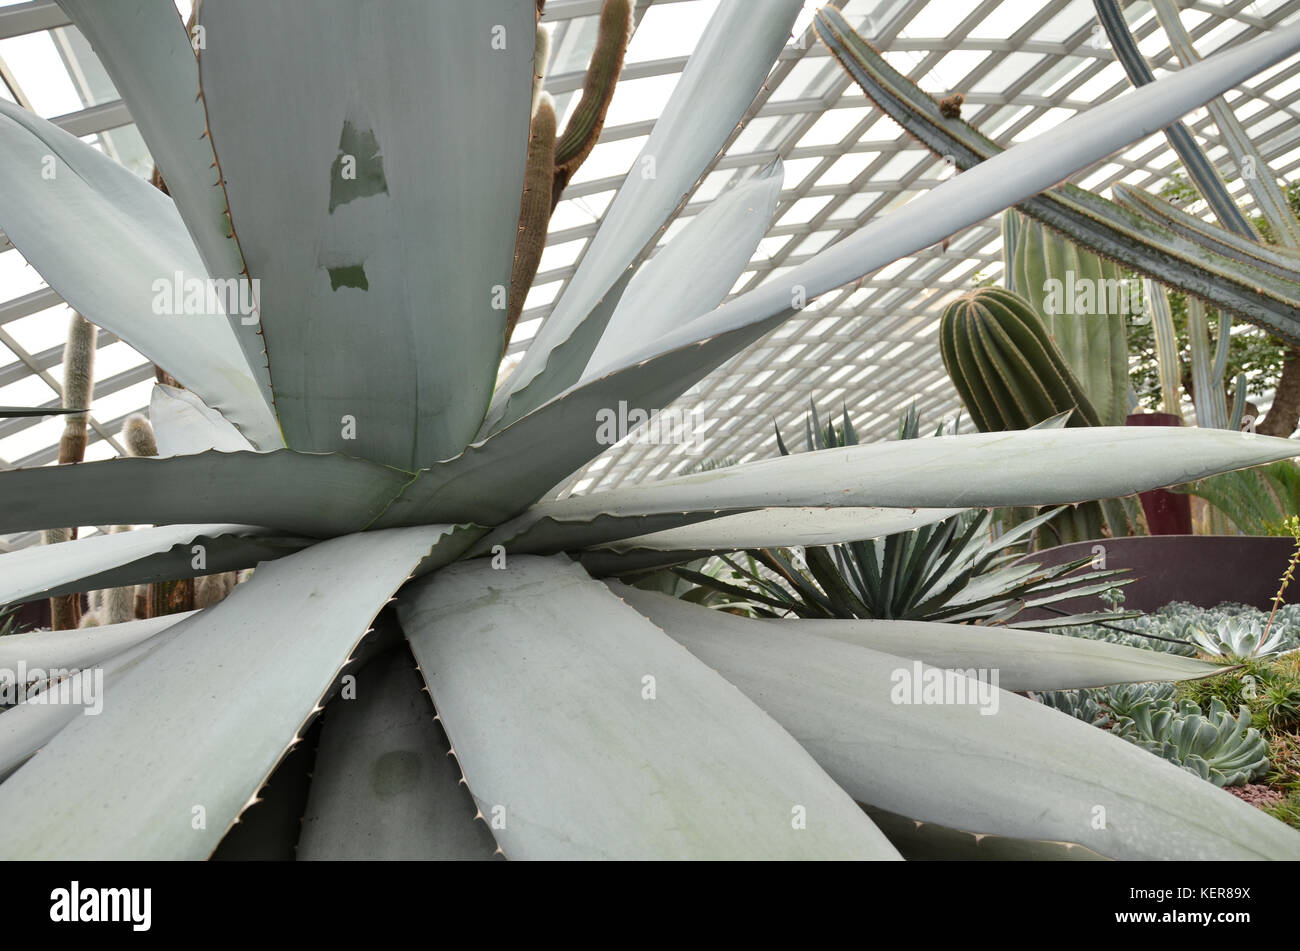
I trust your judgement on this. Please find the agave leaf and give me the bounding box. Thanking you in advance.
[297,648,498,860]
[479,505,963,557]
[0,612,190,675]
[196,0,533,469]
[486,0,804,430]
[436,428,1297,529]
[583,159,785,375]
[593,506,966,552]
[0,624,178,782]
[733,614,1223,691]
[861,804,1109,861]
[809,6,1300,344]
[0,523,291,606]
[151,384,255,457]
[0,100,280,448]
[54,0,272,406]
[615,586,1300,859]
[0,526,458,859]
[0,451,410,537]
[396,554,901,859]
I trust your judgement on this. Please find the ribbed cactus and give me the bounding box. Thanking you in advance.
[551,0,631,212]
[940,287,1113,545]
[939,286,1102,431]
[42,312,97,630]
[1003,211,1131,426]
[507,94,557,351]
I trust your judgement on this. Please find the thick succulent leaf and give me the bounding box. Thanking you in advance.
[396,554,901,859]
[487,0,804,430]
[151,384,255,457]
[614,587,1300,859]
[0,100,280,447]
[0,526,457,859]
[34,534,313,603]
[297,648,498,860]
[55,0,272,406]
[862,805,1108,861]
[0,450,410,537]
[583,159,785,375]
[479,505,963,556]
[0,612,190,676]
[811,6,1300,344]
[740,616,1222,691]
[197,0,533,470]
[0,625,177,781]
[454,428,1297,527]
[0,522,282,606]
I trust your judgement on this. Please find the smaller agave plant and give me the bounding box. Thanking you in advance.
[1114,697,1271,787]
[1189,616,1288,659]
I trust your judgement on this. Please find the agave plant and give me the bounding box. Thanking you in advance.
[0,1,1299,860]
[677,403,1133,626]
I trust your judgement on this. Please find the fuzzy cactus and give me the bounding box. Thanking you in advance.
[42,312,97,630]
[551,0,631,211]
[507,94,557,350]
[122,413,158,458]
[121,414,194,617]
[195,572,238,609]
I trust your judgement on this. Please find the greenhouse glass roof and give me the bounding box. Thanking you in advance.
[1,0,1298,538]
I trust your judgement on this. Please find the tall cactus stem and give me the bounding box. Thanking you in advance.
[551,0,631,210]
[507,95,557,351]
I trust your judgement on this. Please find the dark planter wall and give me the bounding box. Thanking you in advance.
[1015,535,1297,617]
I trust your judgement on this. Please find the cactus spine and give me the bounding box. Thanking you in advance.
[43,313,96,630]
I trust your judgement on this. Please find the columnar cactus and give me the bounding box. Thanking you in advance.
[550,0,631,212]
[1003,210,1132,426]
[122,414,194,618]
[508,95,557,349]
[42,312,96,629]
[939,285,1102,431]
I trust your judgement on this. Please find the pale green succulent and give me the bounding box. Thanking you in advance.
[1114,697,1271,787]
[0,1,1298,860]
[1189,616,1288,659]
